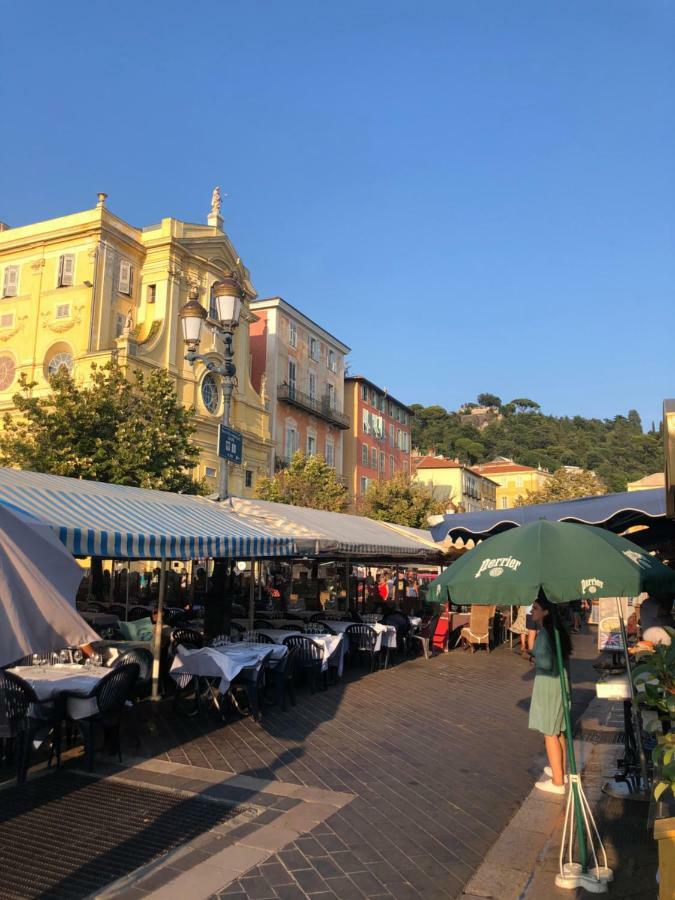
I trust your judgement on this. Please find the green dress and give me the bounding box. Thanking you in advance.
[528,629,567,736]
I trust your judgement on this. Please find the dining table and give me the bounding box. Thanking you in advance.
[253,630,346,677]
[9,663,112,719]
[170,642,287,695]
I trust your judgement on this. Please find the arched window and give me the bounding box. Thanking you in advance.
[201,373,219,414]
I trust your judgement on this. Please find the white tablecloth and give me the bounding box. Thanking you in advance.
[318,620,397,651]
[8,664,110,702]
[255,630,345,677]
[170,643,286,694]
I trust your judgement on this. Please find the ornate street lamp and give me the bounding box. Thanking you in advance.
[178,275,244,499]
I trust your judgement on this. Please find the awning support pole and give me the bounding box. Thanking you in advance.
[151,556,167,701]
[248,560,256,631]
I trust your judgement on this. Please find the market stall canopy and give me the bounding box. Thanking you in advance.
[430,489,667,544]
[229,497,445,561]
[0,468,298,560]
[0,502,99,667]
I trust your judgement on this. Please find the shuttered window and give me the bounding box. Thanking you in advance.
[57,254,75,287]
[118,260,133,295]
[3,265,19,297]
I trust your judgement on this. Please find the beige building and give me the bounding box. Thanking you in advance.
[473,458,552,509]
[412,455,497,512]
[0,192,273,495]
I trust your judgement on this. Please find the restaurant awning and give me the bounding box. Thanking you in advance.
[430,488,667,543]
[0,468,298,559]
[228,497,445,560]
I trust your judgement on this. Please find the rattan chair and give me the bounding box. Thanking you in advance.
[345,624,379,672]
[460,605,497,653]
[66,663,140,771]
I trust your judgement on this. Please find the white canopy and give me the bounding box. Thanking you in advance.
[228,497,444,560]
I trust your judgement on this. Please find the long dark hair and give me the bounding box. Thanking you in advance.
[536,593,572,660]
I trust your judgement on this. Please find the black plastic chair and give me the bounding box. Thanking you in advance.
[282,635,325,692]
[0,670,64,783]
[230,656,271,722]
[266,646,298,711]
[67,663,140,772]
[345,624,379,672]
[383,612,412,659]
[111,648,153,698]
[253,619,274,629]
[304,622,335,635]
[241,631,276,644]
[230,621,245,635]
[170,628,203,652]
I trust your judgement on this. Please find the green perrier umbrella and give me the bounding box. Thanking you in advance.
[428,520,675,893]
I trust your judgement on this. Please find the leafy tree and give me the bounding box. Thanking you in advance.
[358,473,446,528]
[255,451,349,512]
[410,398,662,492]
[515,468,607,505]
[477,392,502,408]
[0,363,206,493]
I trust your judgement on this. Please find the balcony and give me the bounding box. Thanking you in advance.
[278,384,350,430]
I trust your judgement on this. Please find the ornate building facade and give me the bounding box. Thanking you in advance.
[0,192,273,495]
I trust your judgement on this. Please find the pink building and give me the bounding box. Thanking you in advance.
[249,298,350,475]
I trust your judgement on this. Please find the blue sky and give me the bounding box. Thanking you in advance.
[2,1,673,429]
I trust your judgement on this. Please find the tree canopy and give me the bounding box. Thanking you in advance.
[358,473,446,528]
[411,394,661,493]
[515,468,607,505]
[255,451,349,512]
[0,363,206,494]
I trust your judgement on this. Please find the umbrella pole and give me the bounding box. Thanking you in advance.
[151,556,167,701]
[553,622,587,870]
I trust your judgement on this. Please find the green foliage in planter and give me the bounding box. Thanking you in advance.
[632,627,675,800]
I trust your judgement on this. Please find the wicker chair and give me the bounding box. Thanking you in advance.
[66,663,140,771]
[345,624,379,672]
[460,606,496,653]
[282,635,325,692]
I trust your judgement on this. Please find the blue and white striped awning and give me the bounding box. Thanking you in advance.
[0,468,297,559]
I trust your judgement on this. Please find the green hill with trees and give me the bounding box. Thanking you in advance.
[410,393,662,493]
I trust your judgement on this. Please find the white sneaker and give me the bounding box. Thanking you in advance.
[544,766,569,782]
[535,778,566,795]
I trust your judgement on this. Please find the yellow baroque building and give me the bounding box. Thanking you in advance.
[0,192,273,496]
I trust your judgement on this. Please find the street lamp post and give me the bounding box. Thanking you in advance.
[179,275,243,500]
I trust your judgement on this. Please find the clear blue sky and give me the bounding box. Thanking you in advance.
[2,1,673,429]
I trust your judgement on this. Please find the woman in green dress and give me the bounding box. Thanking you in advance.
[529,595,572,795]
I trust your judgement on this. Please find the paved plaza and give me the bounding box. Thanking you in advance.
[108,634,598,900]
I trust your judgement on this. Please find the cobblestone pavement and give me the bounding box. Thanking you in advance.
[128,632,599,899]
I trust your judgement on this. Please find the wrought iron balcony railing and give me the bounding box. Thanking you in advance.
[277,383,350,429]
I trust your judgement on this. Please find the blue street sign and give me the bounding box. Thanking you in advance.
[218,424,243,464]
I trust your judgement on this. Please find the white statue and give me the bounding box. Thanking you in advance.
[123,310,134,336]
[210,186,222,215]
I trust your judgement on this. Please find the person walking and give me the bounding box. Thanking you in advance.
[529,595,572,796]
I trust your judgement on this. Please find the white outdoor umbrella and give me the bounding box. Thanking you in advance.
[0,503,99,667]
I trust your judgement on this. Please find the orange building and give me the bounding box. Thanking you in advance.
[343,376,413,498]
